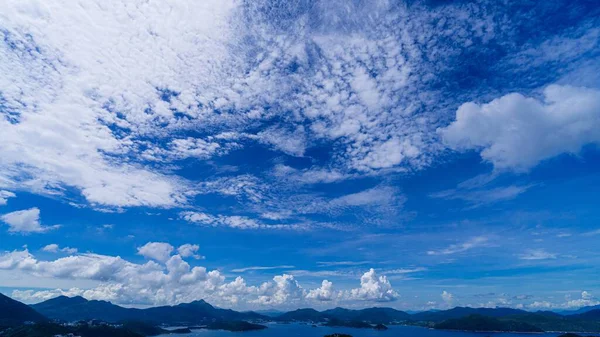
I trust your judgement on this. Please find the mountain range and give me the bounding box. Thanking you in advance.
[2,293,600,333]
[30,296,263,324]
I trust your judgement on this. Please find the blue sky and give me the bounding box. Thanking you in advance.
[0,0,599,311]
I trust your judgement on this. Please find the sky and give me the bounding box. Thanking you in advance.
[0,0,599,312]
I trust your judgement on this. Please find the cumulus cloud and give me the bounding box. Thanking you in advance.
[439,85,600,171]
[348,269,399,302]
[0,248,216,305]
[0,190,16,206]
[524,291,599,310]
[307,280,338,302]
[1,208,59,234]
[255,274,306,306]
[42,244,77,254]
[0,246,405,307]
[12,288,87,303]
[137,242,174,263]
[565,291,599,308]
[442,291,454,306]
[177,244,203,260]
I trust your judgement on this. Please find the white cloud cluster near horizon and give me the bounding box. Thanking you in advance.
[0,245,402,308]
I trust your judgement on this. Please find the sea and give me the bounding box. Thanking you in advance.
[158,323,595,337]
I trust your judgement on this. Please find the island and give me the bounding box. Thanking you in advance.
[202,320,267,332]
[374,323,388,330]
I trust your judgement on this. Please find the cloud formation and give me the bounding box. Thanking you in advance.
[1,208,59,234]
[307,280,338,302]
[427,236,489,256]
[177,244,203,260]
[42,244,77,254]
[0,190,15,206]
[440,85,600,171]
[0,247,406,308]
[137,242,175,263]
[348,269,399,302]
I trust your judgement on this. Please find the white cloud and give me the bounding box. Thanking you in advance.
[1,207,59,234]
[137,242,174,263]
[231,265,295,273]
[254,274,306,306]
[42,244,77,254]
[272,165,351,185]
[42,244,59,253]
[0,190,16,206]
[583,229,600,236]
[0,248,217,305]
[348,269,399,302]
[61,247,78,254]
[385,267,427,275]
[427,236,489,256]
[564,291,600,308]
[307,280,338,302]
[317,261,370,267]
[1,247,406,308]
[439,85,600,171]
[177,244,203,260]
[180,211,306,230]
[441,291,454,306]
[518,249,557,261]
[0,0,242,208]
[12,288,87,303]
[529,301,553,309]
[329,186,403,209]
[431,184,533,207]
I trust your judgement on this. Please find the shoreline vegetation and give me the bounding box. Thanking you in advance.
[2,293,600,336]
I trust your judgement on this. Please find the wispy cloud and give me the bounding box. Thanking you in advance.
[518,249,557,261]
[317,261,370,267]
[231,265,295,273]
[427,236,489,256]
[384,267,427,274]
[431,184,534,208]
[582,229,600,236]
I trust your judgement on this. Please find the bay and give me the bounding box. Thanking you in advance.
[159,323,587,337]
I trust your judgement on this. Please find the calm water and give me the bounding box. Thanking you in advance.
[159,323,586,337]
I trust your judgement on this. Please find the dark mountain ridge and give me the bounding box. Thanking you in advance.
[411,306,528,322]
[3,293,599,333]
[275,306,411,323]
[0,293,47,326]
[31,296,265,324]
